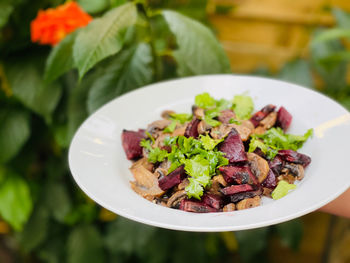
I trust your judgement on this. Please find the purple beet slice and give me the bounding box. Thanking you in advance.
[219,166,254,185]
[276,106,292,131]
[278,150,311,168]
[121,129,146,160]
[179,200,218,213]
[220,184,254,196]
[269,156,284,175]
[219,128,247,163]
[229,190,260,203]
[250,104,276,127]
[158,165,186,191]
[202,194,223,209]
[184,118,200,138]
[261,169,277,189]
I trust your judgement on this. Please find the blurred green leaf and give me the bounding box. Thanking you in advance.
[67,225,105,263]
[275,219,303,251]
[0,3,13,29]
[38,233,66,263]
[44,31,77,83]
[235,228,269,263]
[73,3,138,79]
[0,171,33,231]
[78,0,109,14]
[0,109,30,163]
[18,204,49,252]
[277,59,313,88]
[87,42,153,113]
[105,217,156,256]
[44,181,72,223]
[333,8,350,28]
[5,60,62,122]
[312,28,350,43]
[162,10,231,76]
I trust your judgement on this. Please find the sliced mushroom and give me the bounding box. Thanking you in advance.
[236,196,261,210]
[159,159,171,171]
[262,187,272,197]
[207,174,227,195]
[218,109,236,124]
[253,126,266,135]
[197,120,211,134]
[171,125,186,136]
[167,190,187,208]
[247,152,269,183]
[211,123,252,141]
[130,163,164,198]
[223,203,236,212]
[131,157,153,172]
[176,178,189,191]
[284,163,304,180]
[192,106,205,119]
[260,112,277,129]
[154,167,168,178]
[161,110,175,119]
[277,173,296,184]
[147,119,172,136]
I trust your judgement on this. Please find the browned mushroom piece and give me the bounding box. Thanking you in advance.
[262,187,273,197]
[154,167,168,178]
[210,123,252,141]
[161,110,175,119]
[283,163,304,180]
[130,162,165,198]
[172,125,186,137]
[277,173,296,184]
[192,106,205,119]
[236,196,261,210]
[223,203,236,212]
[159,159,171,171]
[167,190,187,208]
[247,152,269,183]
[146,119,172,136]
[176,178,189,191]
[197,120,211,135]
[132,157,154,172]
[260,112,277,129]
[207,174,227,195]
[253,126,266,135]
[218,109,236,124]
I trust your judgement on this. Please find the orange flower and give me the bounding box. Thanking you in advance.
[31,2,92,46]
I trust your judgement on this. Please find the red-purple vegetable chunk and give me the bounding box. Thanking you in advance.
[179,200,218,213]
[221,184,254,196]
[158,165,186,191]
[121,129,146,160]
[184,118,200,138]
[278,150,311,168]
[261,169,277,189]
[276,106,292,131]
[250,104,276,127]
[219,128,247,163]
[219,166,253,185]
[269,156,284,175]
[202,194,223,209]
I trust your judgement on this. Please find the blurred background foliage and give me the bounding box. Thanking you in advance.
[0,0,350,262]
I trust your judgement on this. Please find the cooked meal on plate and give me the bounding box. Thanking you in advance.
[121,92,312,213]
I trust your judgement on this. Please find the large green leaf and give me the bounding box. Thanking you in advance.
[44,32,78,83]
[162,10,231,76]
[333,8,350,28]
[0,109,30,163]
[277,59,313,88]
[78,0,109,14]
[67,225,105,263]
[312,28,350,44]
[0,3,13,29]
[18,204,49,252]
[87,42,153,113]
[73,2,137,79]
[0,171,33,231]
[5,60,62,122]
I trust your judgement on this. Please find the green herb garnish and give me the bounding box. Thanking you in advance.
[232,95,254,120]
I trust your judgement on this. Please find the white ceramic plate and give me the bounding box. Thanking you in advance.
[69,75,350,232]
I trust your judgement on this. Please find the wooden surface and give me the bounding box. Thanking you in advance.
[209,0,350,72]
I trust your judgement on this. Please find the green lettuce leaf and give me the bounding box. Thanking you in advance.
[271,181,297,200]
[199,134,223,151]
[163,120,177,133]
[232,95,254,120]
[169,113,192,124]
[195,92,216,109]
[185,178,204,200]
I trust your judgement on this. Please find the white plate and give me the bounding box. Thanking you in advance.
[69,75,350,232]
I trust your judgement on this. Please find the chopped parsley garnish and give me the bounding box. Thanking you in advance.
[169,113,192,124]
[248,128,313,159]
[195,92,216,109]
[199,134,224,151]
[164,120,177,133]
[140,139,168,164]
[229,118,242,125]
